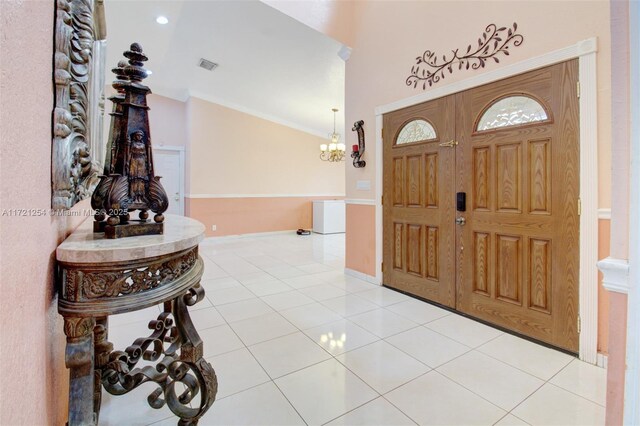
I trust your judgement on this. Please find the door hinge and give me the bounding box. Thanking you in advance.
[381,195,384,205]
[381,262,384,272]
[577,81,581,98]
[577,315,581,333]
[578,198,582,216]
[381,127,384,139]
[439,140,459,148]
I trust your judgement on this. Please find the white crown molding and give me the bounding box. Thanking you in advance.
[187,91,327,138]
[345,199,376,205]
[185,193,345,199]
[598,208,611,219]
[597,257,630,294]
[344,268,380,285]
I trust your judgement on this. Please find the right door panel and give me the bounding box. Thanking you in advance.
[455,61,580,352]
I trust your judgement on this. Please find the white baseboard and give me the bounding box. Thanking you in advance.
[344,267,380,285]
[596,352,608,369]
[186,193,345,199]
[203,229,299,240]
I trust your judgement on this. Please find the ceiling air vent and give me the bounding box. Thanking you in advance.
[197,58,218,71]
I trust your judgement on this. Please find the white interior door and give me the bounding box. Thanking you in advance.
[153,147,184,215]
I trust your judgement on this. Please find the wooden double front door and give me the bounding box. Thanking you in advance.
[382,61,580,352]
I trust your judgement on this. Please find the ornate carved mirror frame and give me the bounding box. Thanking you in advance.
[52,0,107,209]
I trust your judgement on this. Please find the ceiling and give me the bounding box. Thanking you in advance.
[104,0,345,137]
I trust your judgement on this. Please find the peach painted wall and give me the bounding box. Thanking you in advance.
[186,96,344,196]
[261,0,355,46]
[345,204,376,276]
[598,218,611,353]
[0,1,93,423]
[185,96,344,235]
[188,196,341,237]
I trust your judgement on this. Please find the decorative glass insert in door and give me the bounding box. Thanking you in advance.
[477,95,548,131]
[396,119,437,144]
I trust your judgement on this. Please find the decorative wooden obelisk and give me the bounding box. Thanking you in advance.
[91,43,168,238]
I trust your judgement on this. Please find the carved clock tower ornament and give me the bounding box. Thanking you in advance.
[91,43,169,238]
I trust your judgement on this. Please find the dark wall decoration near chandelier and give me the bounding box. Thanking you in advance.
[406,23,524,90]
[351,120,366,168]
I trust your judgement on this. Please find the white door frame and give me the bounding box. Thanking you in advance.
[153,145,186,216]
[373,38,599,363]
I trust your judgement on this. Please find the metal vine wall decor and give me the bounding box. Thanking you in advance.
[406,23,524,90]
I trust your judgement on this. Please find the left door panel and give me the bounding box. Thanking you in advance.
[383,95,457,307]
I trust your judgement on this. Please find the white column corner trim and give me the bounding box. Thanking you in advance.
[597,257,630,294]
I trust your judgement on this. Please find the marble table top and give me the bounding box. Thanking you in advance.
[57,214,206,264]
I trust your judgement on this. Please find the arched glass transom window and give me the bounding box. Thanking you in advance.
[477,95,548,131]
[396,119,437,144]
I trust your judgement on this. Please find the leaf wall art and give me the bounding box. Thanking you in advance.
[406,23,524,90]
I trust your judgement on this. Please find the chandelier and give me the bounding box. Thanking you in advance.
[320,108,345,162]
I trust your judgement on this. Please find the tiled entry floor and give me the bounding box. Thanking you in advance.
[101,232,606,426]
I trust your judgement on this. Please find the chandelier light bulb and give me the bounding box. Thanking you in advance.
[320,144,328,152]
[337,143,346,152]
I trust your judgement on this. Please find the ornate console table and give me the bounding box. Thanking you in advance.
[57,215,217,425]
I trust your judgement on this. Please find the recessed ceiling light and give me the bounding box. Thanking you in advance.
[156,16,169,25]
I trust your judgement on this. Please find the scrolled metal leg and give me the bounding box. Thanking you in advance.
[64,317,97,426]
[168,284,217,424]
[100,283,217,425]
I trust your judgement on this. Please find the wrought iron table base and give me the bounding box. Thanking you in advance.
[63,285,216,425]
[59,247,217,426]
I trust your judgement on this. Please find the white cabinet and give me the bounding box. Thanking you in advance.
[312,200,345,234]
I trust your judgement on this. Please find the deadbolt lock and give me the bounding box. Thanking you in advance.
[455,217,466,225]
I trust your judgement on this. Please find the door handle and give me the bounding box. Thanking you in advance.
[439,140,458,147]
[455,217,466,226]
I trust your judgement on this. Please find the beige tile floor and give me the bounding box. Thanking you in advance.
[100,232,606,426]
